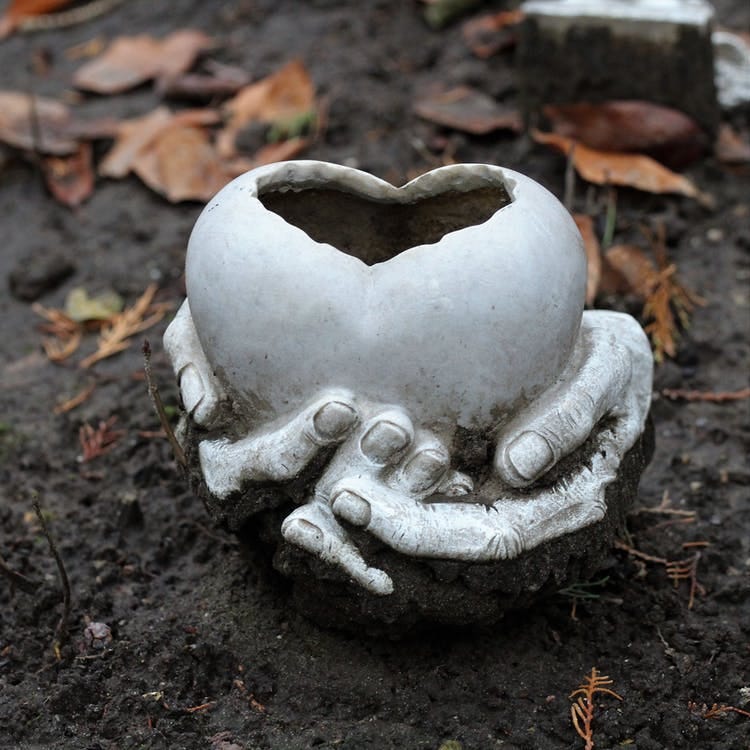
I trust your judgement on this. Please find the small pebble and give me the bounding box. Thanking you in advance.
[8,250,75,302]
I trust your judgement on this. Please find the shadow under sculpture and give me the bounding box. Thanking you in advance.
[164,160,654,630]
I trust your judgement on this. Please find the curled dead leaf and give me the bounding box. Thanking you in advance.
[132,125,230,203]
[0,91,78,155]
[715,123,750,164]
[601,244,658,299]
[573,214,601,306]
[414,86,522,135]
[543,100,707,169]
[462,9,524,59]
[532,130,713,206]
[217,60,315,158]
[42,142,94,208]
[73,30,213,94]
[99,107,220,179]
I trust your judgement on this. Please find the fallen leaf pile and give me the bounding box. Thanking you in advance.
[0,29,319,206]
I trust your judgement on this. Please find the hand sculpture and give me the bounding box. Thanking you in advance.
[165,302,652,595]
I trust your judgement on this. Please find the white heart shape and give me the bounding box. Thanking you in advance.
[186,161,585,431]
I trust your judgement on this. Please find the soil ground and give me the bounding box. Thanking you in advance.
[1,2,748,749]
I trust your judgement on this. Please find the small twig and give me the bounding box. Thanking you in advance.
[601,187,617,249]
[661,387,750,403]
[0,553,41,595]
[689,701,750,720]
[18,0,127,33]
[666,551,705,610]
[54,382,96,415]
[614,539,668,565]
[143,340,186,468]
[33,499,71,650]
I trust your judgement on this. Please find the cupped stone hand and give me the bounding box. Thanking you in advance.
[281,408,473,595]
[164,300,226,428]
[494,309,653,488]
[282,309,653,594]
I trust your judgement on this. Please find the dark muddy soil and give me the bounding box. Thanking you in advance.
[1,2,749,749]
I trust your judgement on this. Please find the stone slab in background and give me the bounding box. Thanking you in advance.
[518,0,719,134]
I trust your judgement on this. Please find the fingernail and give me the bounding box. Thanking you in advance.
[332,491,371,526]
[282,518,324,552]
[404,448,448,491]
[313,401,357,441]
[506,431,555,482]
[360,421,410,464]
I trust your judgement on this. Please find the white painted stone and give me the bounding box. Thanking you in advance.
[523,0,714,30]
[184,161,585,433]
[713,31,750,109]
[164,161,654,596]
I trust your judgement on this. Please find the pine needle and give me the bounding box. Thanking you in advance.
[570,668,623,750]
[79,284,171,368]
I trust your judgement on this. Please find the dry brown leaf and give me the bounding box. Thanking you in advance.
[249,137,311,168]
[604,240,704,361]
[543,100,707,168]
[73,30,213,94]
[42,141,94,208]
[532,130,712,205]
[573,214,601,306]
[462,9,524,58]
[0,0,73,39]
[414,86,522,135]
[99,107,220,178]
[217,60,315,158]
[602,244,658,298]
[715,123,750,164]
[0,91,78,155]
[132,125,230,203]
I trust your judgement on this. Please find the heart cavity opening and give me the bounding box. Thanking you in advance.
[259,185,511,265]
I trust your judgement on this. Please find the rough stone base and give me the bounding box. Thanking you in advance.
[186,418,654,635]
[518,3,718,134]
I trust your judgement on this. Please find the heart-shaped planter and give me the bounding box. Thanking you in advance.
[186,161,585,432]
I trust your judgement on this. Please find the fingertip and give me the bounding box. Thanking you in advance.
[367,569,394,596]
[332,490,372,527]
[312,400,358,442]
[281,517,324,552]
[496,431,555,487]
[359,411,413,465]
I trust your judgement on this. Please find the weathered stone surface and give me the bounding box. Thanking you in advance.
[518,0,719,134]
[188,418,654,634]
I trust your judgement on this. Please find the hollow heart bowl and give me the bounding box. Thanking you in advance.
[185,161,586,432]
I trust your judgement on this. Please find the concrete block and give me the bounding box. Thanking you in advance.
[518,0,719,134]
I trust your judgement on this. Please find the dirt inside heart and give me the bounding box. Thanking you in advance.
[260,184,511,264]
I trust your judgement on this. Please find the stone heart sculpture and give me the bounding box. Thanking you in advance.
[186,161,585,431]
